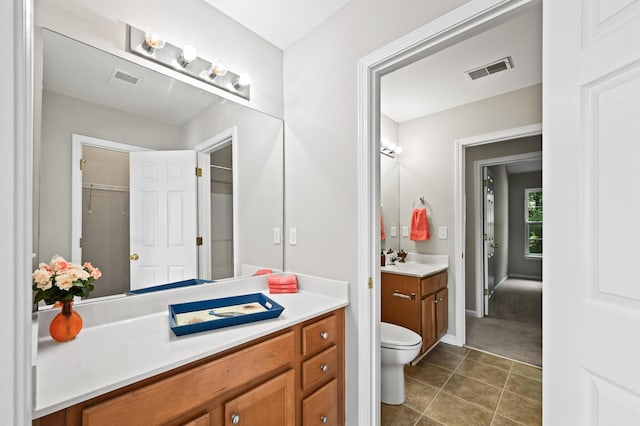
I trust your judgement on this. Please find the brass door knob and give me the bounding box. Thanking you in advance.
[129,253,139,261]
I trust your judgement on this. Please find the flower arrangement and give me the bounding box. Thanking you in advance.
[32,255,102,304]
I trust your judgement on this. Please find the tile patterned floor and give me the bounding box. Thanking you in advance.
[381,343,542,426]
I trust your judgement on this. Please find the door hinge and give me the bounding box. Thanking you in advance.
[483,233,487,241]
[368,277,373,289]
[80,159,86,171]
[196,236,203,246]
[484,288,488,296]
[79,237,82,248]
[195,167,203,177]
[483,179,487,187]
[461,252,464,259]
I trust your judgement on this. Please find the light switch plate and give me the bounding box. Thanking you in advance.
[390,226,397,237]
[402,226,409,237]
[438,226,448,240]
[289,227,297,245]
[273,227,281,244]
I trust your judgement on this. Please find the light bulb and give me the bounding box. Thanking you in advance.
[178,45,197,67]
[381,139,390,148]
[142,28,166,53]
[209,62,228,79]
[395,146,403,154]
[388,143,397,151]
[233,73,252,88]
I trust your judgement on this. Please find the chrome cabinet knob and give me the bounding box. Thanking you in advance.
[320,415,328,423]
[320,331,329,340]
[320,363,329,372]
[231,413,240,424]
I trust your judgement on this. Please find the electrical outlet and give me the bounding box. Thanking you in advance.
[438,226,448,240]
[402,226,409,237]
[289,227,297,245]
[273,227,281,244]
[390,226,397,237]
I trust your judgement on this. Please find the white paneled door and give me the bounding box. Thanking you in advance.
[483,166,495,316]
[545,0,640,423]
[129,151,199,289]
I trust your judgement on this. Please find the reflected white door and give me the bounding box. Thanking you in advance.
[483,167,495,315]
[545,1,640,423]
[129,151,198,289]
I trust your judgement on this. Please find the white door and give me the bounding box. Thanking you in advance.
[545,1,640,424]
[483,167,495,315]
[129,151,199,289]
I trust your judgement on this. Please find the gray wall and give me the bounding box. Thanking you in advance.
[464,135,542,312]
[381,114,399,252]
[509,171,543,279]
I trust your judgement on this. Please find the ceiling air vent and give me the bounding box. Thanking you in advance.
[465,56,513,81]
[108,68,142,88]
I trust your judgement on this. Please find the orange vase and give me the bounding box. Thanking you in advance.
[49,301,83,342]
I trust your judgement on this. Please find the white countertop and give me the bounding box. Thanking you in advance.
[381,260,448,278]
[33,273,348,419]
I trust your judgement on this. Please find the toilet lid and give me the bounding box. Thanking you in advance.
[380,322,422,348]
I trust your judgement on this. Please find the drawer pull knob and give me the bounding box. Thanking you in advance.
[320,415,328,423]
[231,413,240,424]
[320,363,329,372]
[320,331,329,340]
[393,290,416,300]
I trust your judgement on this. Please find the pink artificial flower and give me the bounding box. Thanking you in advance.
[55,273,73,291]
[91,268,102,279]
[83,262,94,271]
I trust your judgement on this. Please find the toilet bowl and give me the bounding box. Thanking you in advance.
[380,322,422,405]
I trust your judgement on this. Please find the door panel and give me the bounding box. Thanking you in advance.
[545,0,640,423]
[129,151,198,289]
[483,167,495,315]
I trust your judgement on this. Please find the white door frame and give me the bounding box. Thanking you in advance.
[356,0,538,422]
[70,134,149,265]
[194,126,239,278]
[471,145,543,318]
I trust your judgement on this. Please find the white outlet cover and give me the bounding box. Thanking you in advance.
[438,226,448,239]
[390,226,397,237]
[402,226,409,237]
[289,227,297,245]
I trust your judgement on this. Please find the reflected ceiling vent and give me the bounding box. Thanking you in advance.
[465,56,513,81]
[108,68,142,88]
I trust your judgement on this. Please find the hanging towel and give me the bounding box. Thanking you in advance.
[409,208,430,240]
[381,215,386,240]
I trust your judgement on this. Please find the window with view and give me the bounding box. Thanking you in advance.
[525,188,542,257]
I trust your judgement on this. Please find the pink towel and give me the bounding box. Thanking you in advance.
[268,274,298,294]
[252,268,273,276]
[409,208,430,241]
[381,215,386,240]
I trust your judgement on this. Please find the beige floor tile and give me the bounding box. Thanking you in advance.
[466,350,514,371]
[426,392,494,426]
[424,346,466,371]
[505,373,542,401]
[437,342,469,357]
[511,362,542,382]
[404,377,440,412]
[405,362,452,388]
[442,374,502,410]
[456,359,509,388]
[497,391,542,426]
[381,403,421,426]
[415,415,447,425]
[491,414,526,426]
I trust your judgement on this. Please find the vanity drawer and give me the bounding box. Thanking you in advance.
[421,271,447,295]
[302,379,338,426]
[81,331,294,425]
[302,345,337,391]
[302,314,337,356]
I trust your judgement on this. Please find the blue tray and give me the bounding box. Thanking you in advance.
[129,278,213,294]
[168,293,285,336]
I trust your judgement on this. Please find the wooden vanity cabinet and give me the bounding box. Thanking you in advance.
[382,271,448,357]
[34,309,345,426]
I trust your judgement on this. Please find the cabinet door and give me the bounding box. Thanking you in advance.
[435,288,448,340]
[181,413,210,426]
[421,294,437,351]
[224,369,295,426]
[381,273,420,334]
[303,379,338,426]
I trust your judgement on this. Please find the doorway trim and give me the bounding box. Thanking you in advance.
[70,134,149,265]
[471,147,543,318]
[195,126,239,279]
[356,0,538,422]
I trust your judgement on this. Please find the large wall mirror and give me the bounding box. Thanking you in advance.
[33,29,284,303]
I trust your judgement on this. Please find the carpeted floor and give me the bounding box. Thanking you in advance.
[466,278,542,366]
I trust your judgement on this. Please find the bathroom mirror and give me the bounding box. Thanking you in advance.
[33,29,284,302]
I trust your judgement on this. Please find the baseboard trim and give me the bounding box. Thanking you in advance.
[440,333,458,346]
[509,273,542,281]
[494,275,509,290]
[466,309,481,318]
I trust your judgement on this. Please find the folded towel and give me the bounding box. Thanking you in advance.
[409,207,430,241]
[268,273,298,293]
[381,215,386,240]
[252,268,273,276]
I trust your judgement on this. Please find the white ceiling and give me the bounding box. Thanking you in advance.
[43,30,222,127]
[381,4,542,123]
[201,0,352,49]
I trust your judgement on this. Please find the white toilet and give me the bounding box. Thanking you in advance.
[380,322,422,405]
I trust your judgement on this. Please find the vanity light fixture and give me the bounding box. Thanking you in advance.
[127,25,251,100]
[177,45,198,67]
[380,139,402,158]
